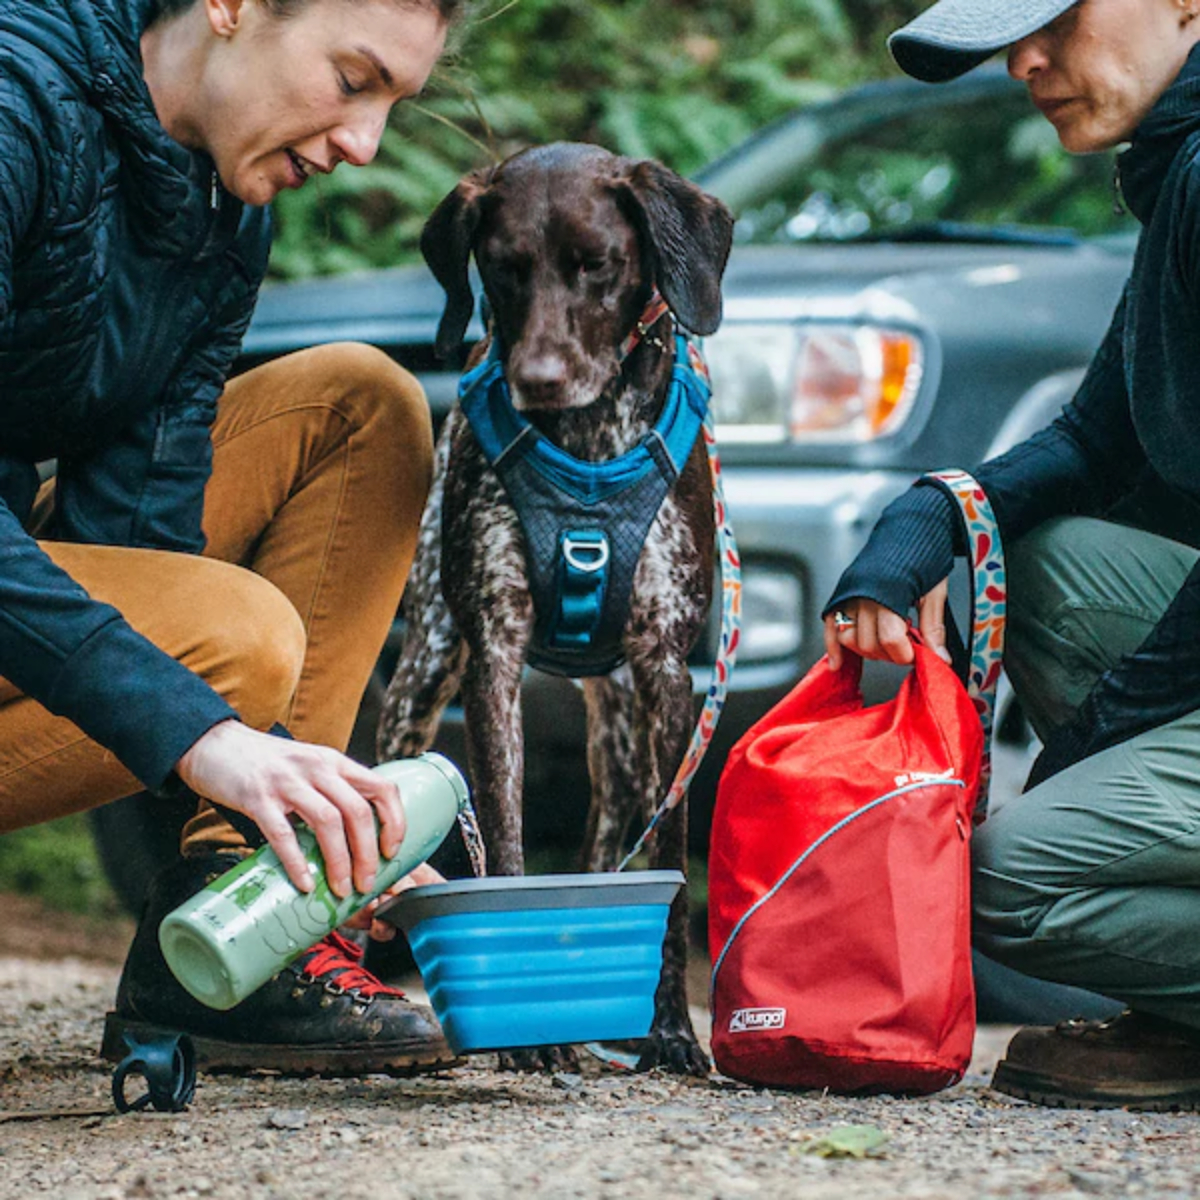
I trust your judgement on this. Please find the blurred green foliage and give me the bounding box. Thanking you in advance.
[268,0,925,278]
[0,814,119,914]
[734,88,1131,244]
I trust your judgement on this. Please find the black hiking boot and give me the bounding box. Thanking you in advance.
[992,1009,1200,1111]
[101,853,460,1076]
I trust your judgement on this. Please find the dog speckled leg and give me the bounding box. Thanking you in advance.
[378,422,469,763]
[629,656,709,1077]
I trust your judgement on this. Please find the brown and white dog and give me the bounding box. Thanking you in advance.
[377,143,733,1074]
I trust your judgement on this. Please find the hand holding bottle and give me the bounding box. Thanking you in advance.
[176,719,407,897]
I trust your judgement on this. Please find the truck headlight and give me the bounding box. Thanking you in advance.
[705,322,924,444]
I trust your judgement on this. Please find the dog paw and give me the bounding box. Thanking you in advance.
[635,1031,710,1078]
[497,1045,580,1073]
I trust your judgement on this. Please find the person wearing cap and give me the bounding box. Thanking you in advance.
[824,0,1200,1110]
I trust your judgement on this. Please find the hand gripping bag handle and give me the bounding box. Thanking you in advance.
[725,617,983,843]
[920,469,1006,819]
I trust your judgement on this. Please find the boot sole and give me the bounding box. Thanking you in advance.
[101,1013,463,1078]
[993,1060,1200,1112]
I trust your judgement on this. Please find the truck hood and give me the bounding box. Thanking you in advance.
[718,239,1124,300]
[245,238,1130,357]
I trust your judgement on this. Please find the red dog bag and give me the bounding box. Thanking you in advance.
[708,469,1004,1094]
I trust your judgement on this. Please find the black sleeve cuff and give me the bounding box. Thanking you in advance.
[823,482,959,619]
[47,621,238,790]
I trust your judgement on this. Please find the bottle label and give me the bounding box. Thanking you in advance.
[201,834,345,955]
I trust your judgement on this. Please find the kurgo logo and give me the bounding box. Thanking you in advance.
[729,1007,786,1033]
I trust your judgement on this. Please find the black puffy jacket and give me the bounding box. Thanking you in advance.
[0,0,272,788]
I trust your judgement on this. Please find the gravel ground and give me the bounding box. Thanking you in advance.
[3,950,1200,1200]
[4,747,1198,1199]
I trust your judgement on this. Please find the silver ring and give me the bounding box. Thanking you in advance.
[832,610,857,631]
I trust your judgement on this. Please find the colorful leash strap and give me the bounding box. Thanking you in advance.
[617,392,742,871]
[921,468,1006,821]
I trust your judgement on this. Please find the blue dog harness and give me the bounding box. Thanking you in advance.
[457,319,712,677]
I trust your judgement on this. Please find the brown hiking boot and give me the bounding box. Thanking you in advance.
[101,854,460,1077]
[992,1010,1200,1111]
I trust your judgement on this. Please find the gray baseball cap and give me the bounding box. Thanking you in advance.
[889,0,1077,82]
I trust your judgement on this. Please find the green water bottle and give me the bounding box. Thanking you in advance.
[158,752,469,1010]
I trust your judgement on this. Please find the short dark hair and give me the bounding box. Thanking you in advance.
[150,0,465,26]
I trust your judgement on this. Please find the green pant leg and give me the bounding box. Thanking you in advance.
[974,717,1200,1028]
[1004,516,1198,740]
[975,517,1200,1026]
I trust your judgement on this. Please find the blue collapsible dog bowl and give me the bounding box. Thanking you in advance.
[379,871,684,1054]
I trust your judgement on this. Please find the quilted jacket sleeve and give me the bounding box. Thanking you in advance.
[0,87,237,790]
[52,207,271,554]
[0,76,40,322]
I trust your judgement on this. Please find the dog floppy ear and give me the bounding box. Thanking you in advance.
[617,161,735,337]
[421,170,492,359]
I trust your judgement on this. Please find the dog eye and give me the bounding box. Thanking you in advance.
[489,258,522,281]
[578,258,609,276]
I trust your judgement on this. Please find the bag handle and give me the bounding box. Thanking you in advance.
[919,469,1006,819]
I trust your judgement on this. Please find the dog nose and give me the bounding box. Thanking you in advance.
[513,354,569,404]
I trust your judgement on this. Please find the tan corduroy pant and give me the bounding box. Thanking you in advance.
[0,343,433,853]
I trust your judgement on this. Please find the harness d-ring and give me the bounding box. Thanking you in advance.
[112,1032,197,1113]
[562,534,610,573]
[552,530,612,651]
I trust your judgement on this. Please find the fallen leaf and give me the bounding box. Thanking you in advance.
[799,1124,889,1159]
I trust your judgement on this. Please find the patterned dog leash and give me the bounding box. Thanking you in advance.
[617,346,742,871]
[586,378,740,1070]
[584,342,740,1070]
[921,468,1006,820]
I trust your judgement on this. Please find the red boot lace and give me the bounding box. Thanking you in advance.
[296,931,405,999]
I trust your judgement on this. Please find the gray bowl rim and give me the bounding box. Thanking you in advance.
[376,870,685,930]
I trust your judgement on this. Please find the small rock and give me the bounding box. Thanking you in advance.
[1068,1169,1115,1195]
[553,1073,584,1092]
[266,1109,309,1131]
